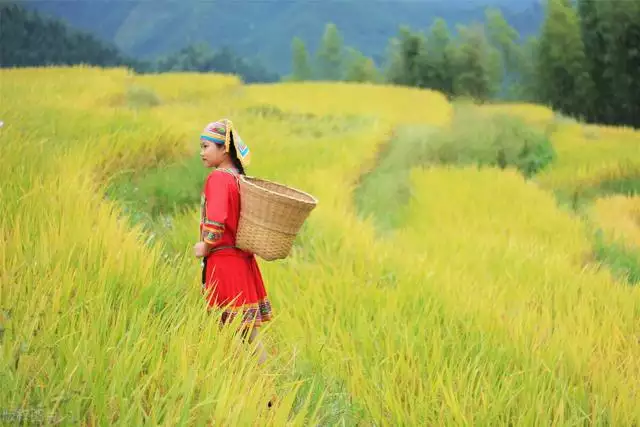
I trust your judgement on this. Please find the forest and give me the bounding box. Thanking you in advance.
[290,0,640,128]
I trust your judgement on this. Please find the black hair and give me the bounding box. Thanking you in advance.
[228,132,246,175]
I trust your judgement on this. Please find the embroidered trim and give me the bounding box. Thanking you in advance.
[216,299,273,327]
[204,219,224,227]
[203,231,223,244]
[218,167,238,176]
[203,223,224,232]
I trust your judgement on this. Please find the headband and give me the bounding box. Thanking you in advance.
[200,119,251,168]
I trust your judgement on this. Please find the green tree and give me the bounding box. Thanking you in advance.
[485,8,520,73]
[384,26,428,87]
[344,47,379,83]
[511,35,540,101]
[578,0,610,122]
[290,36,313,81]
[485,7,522,99]
[315,22,345,81]
[600,0,640,127]
[450,23,500,102]
[536,0,593,118]
[0,3,143,69]
[423,18,455,95]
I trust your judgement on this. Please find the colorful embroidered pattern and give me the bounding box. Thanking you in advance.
[219,298,273,327]
[233,130,250,161]
[200,121,226,146]
[204,219,224,227]
[202,220,224,245]
[199,119,251,168]
[204,230,222,242]
[201,133,225,145]
[217,167,239,179]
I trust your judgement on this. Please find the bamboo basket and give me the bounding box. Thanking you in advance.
[235,176,318,261]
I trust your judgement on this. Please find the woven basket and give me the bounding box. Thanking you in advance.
[235,176,318,261]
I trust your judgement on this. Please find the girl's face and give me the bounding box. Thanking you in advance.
[200,140,226,168]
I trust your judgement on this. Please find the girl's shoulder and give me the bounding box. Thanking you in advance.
[206,168,240,188]
[208,168,238,180]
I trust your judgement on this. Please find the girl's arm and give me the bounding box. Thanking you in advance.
[201,171,229,251]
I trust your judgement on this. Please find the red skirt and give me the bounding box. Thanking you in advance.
[201,247,272,328]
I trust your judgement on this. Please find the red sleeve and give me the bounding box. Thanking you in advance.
[201,171,229,246]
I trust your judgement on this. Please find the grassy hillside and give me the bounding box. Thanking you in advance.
[1,66,639,425]
[26,0,544,74]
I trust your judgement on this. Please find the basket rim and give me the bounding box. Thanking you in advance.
[239,175,319,205]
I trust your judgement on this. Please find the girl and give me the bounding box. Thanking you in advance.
[193,118,271,365]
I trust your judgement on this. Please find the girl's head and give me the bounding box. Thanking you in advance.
[199,119,250,174]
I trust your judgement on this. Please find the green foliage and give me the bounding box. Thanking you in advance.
[592,230,640,286]
[290,37,313,81]
[288,23,380,84]
[151,43,279,83]
[577,0,640,127]
[578,0,608,121]
[105,154,207,224]
[0,3,140,68]
[354,108,555,233]
[125,85,161,109]
[555,176,640,214]
[536,0,594,119]
[384,19,504,102]
[484,8,526,99]
[508,36,540,101]
[450,23,502,102]
[423,18,456,96]
[315,23,345,81]
[344,48,380,83]
[418,106,555,177]
[485,7,521,72]
[0,4,278,82]
[385,27,429,87]
[288,0,639,129]
[354,125,439,232]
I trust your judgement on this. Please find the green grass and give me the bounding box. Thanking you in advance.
[354,107,556,234]
[353,124,438,233]
[105,154,206,224]
[125,85,162,109]
[554,176,640,214]
[548,175,640,286]
[592,229,640,285]
[242,104,375,138]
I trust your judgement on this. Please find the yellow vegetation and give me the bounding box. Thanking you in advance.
[480,102,556,129]
[1,66,639,425]
[592,195,640,249]
[244,82,453,126]
[536,121,640,193]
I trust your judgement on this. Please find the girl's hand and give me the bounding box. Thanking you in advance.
[194,242,209,258]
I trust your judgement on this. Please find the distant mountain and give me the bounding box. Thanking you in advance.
[24,0,545,75]
[0,3,142,69]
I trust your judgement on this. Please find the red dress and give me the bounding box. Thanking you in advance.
[199,167,272,327]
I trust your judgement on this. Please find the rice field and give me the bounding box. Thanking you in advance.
[1,66,639,426]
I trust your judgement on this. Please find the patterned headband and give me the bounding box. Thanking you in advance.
[200,119,251,168]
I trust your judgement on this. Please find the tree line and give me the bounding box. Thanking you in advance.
[289,0,640,128]
[2,1,638,128]
[0,3,278,83]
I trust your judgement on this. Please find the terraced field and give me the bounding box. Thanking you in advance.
[1,66,639,425]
